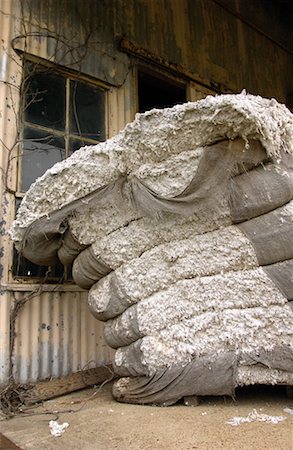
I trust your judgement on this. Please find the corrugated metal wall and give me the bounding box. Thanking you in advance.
[13,0,130,87]
[114,0,292,102]
[12,290,114,384]
[13,0,293,101]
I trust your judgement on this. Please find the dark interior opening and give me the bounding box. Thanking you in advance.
[138,70,186,113]
[13,185,74,282]
[12,246,73,282]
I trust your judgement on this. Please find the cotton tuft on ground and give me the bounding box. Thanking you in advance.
[11,92,293,405]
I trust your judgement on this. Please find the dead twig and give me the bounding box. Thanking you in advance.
[0,365,114,420]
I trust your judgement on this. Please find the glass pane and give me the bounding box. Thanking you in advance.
[24,69,66,130]
[70,80,105,141]
[21,127,65,191]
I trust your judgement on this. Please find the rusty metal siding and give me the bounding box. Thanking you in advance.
[108,67,136,138]
[12,290,114,384]
[15,0,293,99]
[114,0,292,101]
[16,0,130,87]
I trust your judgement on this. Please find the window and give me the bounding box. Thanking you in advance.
[20,63,106,192]
[138,69,186,113]
[13,62,107,281]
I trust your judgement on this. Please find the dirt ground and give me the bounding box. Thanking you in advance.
[0,383,292,450]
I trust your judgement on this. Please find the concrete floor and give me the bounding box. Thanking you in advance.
[0,383,292,450]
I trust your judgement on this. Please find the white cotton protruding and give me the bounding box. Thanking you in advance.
[49,420,69,437]
[10,93,293,244]
[226,409,287,426]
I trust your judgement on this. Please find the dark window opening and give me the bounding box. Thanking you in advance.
[25,70,66,130]
[12,246,73,282]
[13,198,73,281]
[138,70,186,113]
[70,80,105,141]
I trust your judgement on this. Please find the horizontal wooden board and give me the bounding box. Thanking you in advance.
[20,364,114,405]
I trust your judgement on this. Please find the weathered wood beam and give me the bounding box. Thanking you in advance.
[119,37,233,93]
[20,364,114,405]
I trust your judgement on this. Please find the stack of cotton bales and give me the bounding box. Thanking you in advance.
[11,93,293,405]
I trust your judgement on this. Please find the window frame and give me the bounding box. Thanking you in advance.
[12,57,109,284]
[16,58,109,195]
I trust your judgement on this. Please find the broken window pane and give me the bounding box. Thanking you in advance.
[24,70,66,130]
[21,127,65,191]
[70,80,105,141]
